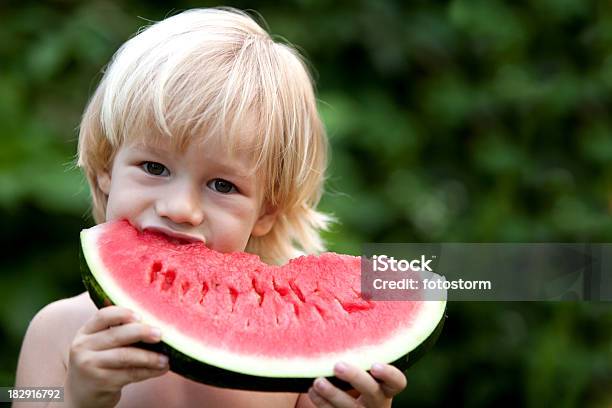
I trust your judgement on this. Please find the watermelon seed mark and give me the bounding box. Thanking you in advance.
[289,280,305,303]
[229,287,238,312]
[149,261,163,284]
[314,304,326,318]
[181,281,191,297]
[334,297,349,314]
[161,269,176,291]
[335,296,374,313]
[199,282,209,304]
[275,316,280,326]
[272,278,289,296]
[293,303,300,317]
[251,278,265,306]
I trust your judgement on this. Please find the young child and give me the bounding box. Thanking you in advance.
[15,7,407,407]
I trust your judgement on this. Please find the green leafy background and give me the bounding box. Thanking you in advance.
[1,1,611,406]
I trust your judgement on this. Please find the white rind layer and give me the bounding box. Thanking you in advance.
[81,224,446,378]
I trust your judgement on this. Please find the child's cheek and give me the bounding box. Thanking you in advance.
[206,206,254,253]
[106,180,154,222]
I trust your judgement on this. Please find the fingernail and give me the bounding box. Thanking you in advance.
[335,362,348,374]
[315,378,328,391]
[158,355,168,368]
[150,327,162,339]
[371,363,384,374]
[131,312,141,321]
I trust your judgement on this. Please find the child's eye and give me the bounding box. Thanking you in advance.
[141,161,169,176]
[208,178,237,194]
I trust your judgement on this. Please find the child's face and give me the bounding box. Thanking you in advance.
[96,134,277,254]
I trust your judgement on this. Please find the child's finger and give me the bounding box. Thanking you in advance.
[106,366,169,388]
[332,362,382,402]
[81,306,139,334]
[369,363,407,398]
[307,386,334,408]
[312,377,356,408]
[96,347,168,370]
[88,323,161,350]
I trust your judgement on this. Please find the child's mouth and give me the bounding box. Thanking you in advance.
[167,236,192,245]
[142,226,204,245]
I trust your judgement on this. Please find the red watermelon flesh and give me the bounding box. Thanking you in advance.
[81,219,446,380]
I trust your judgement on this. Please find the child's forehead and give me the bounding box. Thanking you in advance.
[129,108,259,151]
[127,133,191,154]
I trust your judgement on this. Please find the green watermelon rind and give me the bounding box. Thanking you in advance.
[80,225,447,392]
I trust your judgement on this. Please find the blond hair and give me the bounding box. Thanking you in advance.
[77,7,333,265]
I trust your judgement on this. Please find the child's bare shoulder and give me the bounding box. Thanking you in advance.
[16,293,97,389]
[27,292,97,360]
[34,292,96,330]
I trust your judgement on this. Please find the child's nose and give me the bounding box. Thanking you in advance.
[155,182,204,226]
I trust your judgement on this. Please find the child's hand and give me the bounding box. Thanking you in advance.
[64,306,169,408]
[307,362,406,408]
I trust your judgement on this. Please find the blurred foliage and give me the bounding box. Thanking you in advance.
[1,0,612,407]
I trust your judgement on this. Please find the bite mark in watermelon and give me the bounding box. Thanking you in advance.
[80,220,446,392]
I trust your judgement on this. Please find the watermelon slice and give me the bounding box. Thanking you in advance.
[80,220,446,392]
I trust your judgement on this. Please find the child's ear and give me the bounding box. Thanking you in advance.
[97,170,111,195]
[251,203,279,237]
